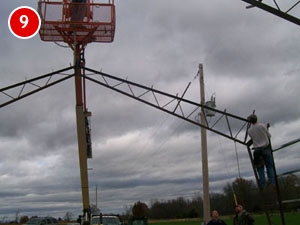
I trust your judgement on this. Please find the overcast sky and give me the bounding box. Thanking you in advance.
[1,0,300,220]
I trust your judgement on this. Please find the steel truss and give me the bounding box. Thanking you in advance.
[0,66,74,108]
[0,64,253,145]
[79,67,288,225]
[0,65,288,225]
[0,65,251,145]
[81,66,251,146]
[242,0,300,26]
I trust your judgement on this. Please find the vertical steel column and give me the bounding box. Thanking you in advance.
[74,43,90,222]
[269,142,285,225]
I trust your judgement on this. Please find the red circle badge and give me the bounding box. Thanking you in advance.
[8,6,41,39]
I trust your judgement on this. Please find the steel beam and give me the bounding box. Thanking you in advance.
[241,0,300,26]
[82,66,251,146]
[0,67,74,108]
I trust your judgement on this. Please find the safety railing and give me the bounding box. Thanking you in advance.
[38,0,116,43]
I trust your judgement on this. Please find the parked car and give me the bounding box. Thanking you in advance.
[103,216,121,225]
[25,217,58,225]
[91,215,121,225]
[127,217,147,225]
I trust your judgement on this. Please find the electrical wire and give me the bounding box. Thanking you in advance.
[54,41,69,48]
[216,135,239,206]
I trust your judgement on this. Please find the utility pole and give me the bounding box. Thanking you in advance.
[199,64,210,224]
[96,184,98,209]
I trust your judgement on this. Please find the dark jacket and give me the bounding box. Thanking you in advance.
[233,210,254,225]
[207,219,227,225]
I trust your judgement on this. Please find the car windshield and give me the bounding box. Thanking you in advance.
[102,217,120,225]
[26,219,42,225]
[91,217,101,225]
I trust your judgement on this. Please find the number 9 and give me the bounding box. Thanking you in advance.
[20,15,28,28]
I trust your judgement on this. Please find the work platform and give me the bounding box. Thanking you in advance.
[38,0,115,44]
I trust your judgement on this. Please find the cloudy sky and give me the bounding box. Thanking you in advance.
[1,0,300,220]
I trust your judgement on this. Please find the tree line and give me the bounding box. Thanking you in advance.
[124,175,300,220]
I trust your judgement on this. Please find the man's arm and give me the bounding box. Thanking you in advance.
[263,123,271,138]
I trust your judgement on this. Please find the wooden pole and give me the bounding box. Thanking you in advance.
[199,64,210,224]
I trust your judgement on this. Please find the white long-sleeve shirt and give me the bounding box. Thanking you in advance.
[248,123,271,148]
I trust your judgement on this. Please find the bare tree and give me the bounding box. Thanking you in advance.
[132,201,149,218]
[64,212,74,222]
[20,216,29,224]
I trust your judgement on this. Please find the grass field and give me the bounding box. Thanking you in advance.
[2,212,298,225]
[149,212,300,225]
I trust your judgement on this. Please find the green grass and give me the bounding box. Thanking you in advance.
[149,219,203,225]
[149,212,300,225]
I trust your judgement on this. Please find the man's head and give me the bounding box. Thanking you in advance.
[234,204,243,213]
[211,210,219,219]
[248,114,257,124]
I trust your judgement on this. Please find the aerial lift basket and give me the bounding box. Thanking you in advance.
[38,0,115,44]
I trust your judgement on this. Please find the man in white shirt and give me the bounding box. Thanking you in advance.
[248,114,275,189]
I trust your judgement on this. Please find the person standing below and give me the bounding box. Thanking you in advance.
[233,205,254,225]
[207,210,227,225]
[248,114,275,189]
